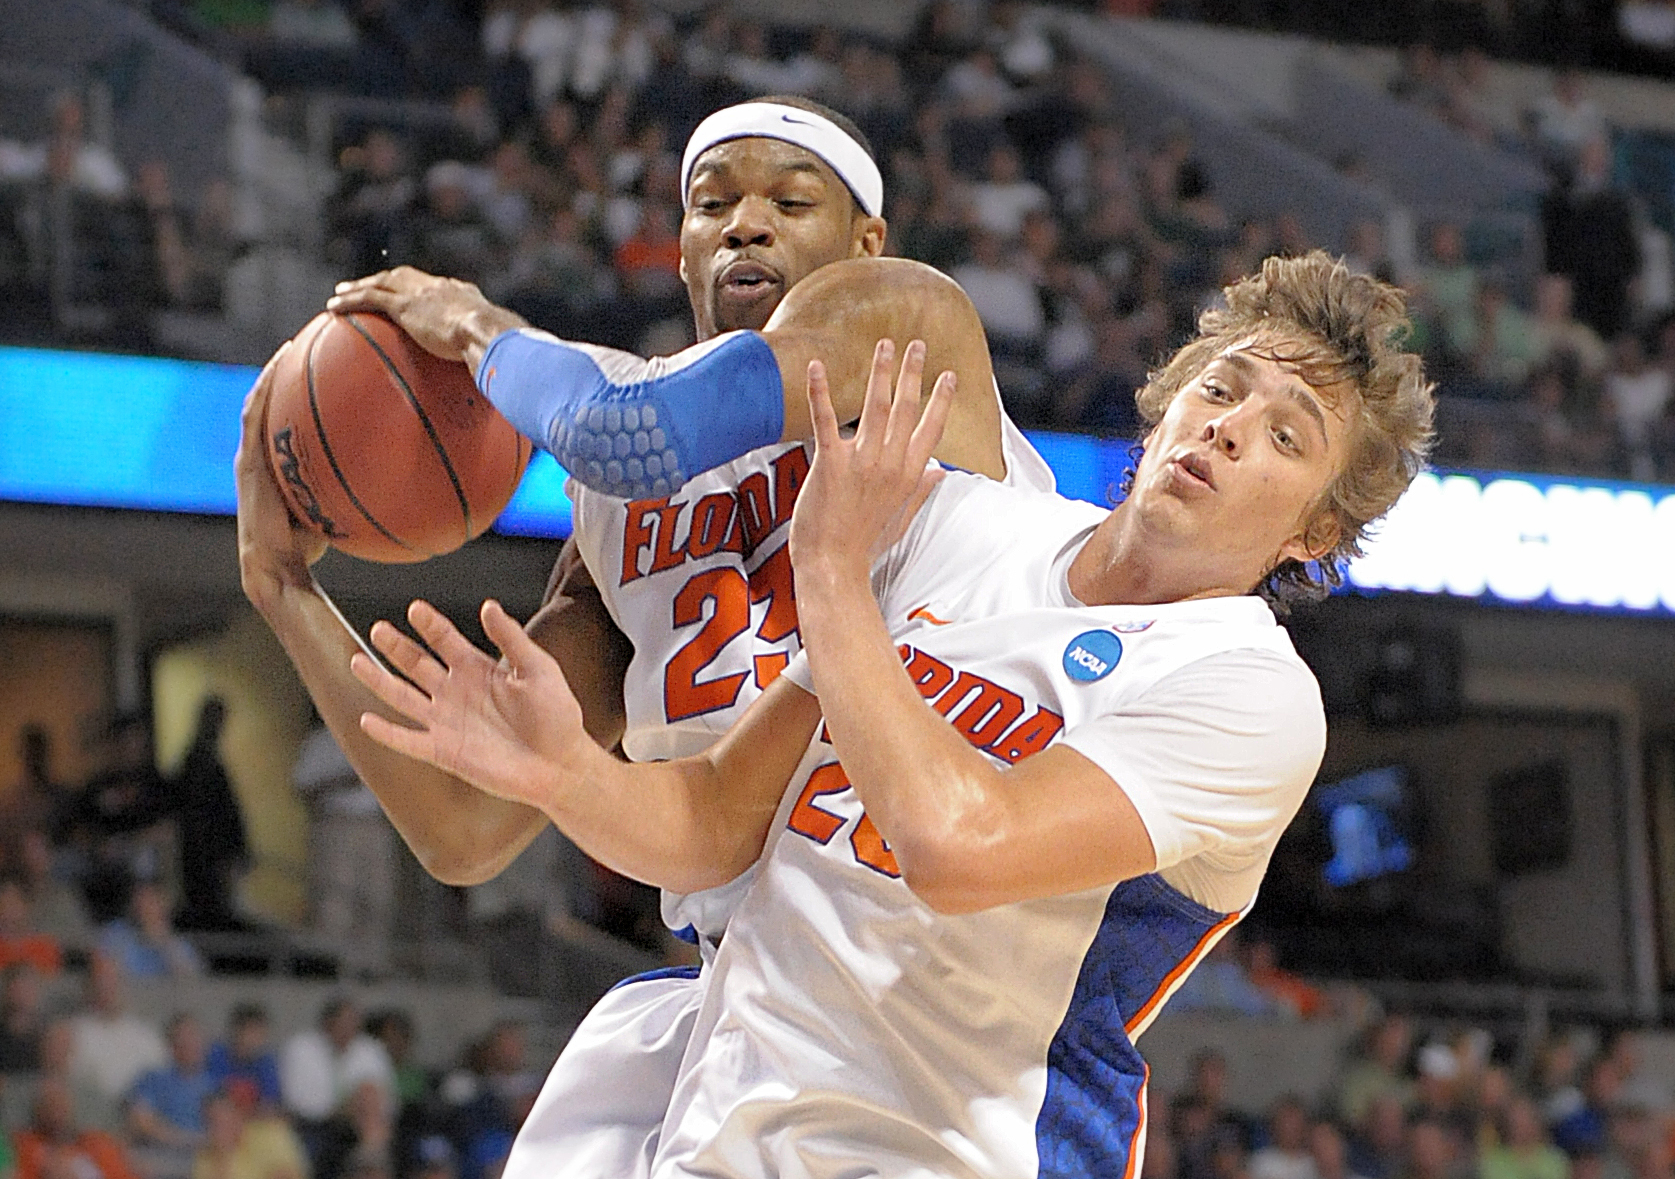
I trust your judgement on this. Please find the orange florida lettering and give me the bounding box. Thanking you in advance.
[898,645,1064,764]
[618,446,812,586]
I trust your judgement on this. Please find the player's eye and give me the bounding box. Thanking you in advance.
[1203,382,1233,402]
[1273,426,1301,454]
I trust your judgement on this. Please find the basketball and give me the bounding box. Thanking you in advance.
[263,311,533,564]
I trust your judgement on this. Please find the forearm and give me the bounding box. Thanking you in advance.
[254,580,545,885]
[475,259,1001,497]
[795,562,1008,896]
[531,744,772,894]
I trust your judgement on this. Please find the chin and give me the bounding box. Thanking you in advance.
[714,306,778,334]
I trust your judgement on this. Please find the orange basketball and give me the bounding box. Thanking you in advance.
[263,311,532,563]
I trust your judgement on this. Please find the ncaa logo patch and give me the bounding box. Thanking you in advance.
[1063,630,1123,683]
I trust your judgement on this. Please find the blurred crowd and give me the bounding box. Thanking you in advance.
[0,707,647,1179]
[0,948,544,1179]
[1143,1011,1675,1179]
[1383,54,1675,481]
[1142,0,1675,79]
[28,0,1675,477]
[7,0,1675,472]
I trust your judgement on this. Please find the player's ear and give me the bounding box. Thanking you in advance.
[1278,507,1340,566]
[853,214,886,259]
[678,251,689,284]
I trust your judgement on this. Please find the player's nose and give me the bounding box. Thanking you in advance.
[723,197,777,249]
[1202,411,1243,457]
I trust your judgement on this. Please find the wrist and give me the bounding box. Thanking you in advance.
[459,306,528,375]
[790,553,873,617]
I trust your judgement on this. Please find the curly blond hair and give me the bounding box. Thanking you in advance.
[1132,250,1435,607]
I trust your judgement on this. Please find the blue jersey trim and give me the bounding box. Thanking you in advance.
[606,964,703,993]
[1034,874,1228,1178]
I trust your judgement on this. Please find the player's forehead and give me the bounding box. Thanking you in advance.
[1199,337,1357,419]
[686,136,848,197]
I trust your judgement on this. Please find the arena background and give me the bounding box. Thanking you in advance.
[4,0,1675,1176]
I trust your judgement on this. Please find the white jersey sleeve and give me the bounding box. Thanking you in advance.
[1060,648,1324,913]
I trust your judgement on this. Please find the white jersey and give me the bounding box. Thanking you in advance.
[650,473,1325,1179]
[570,403,1054,940]
[504,402,1053,1179]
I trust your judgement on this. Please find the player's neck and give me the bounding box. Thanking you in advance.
[1068,508,1251,607]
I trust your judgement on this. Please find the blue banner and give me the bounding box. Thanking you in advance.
[2,345,1671,617]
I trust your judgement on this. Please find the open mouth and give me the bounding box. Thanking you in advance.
[1173,452,1216,489]
[716,260,783,301]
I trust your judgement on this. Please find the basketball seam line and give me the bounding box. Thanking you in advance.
[345,314,475,539]
[305,322,421,556]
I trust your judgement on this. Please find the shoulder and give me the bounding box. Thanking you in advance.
[929,469,1103,536]
[1149,643,1324,741]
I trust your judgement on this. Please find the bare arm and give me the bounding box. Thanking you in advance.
[236,349,629,885]
[790,343,1158,915]
[326,258,1005,480]
[349,597,820,892]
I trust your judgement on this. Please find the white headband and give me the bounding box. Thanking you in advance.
[680,101,884,219]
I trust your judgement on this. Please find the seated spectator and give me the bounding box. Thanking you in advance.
[1604,332,1672,481]
[1348,1094,1407,1179]
[206,1006,281,1114]
[316,1080,394,1179]
[326,130,416,277]
[279,999,394,1127]
[0,93,128,201]
[1529,69,1607,178]
[0,879,60,977]
[1312,1120,1369,1179]
[447,1022,538,1179]
[1481,1097,1569,1179]
[1531,274,1610,386]
[0,964,45,1073]
[1343,220,1396,286]
[67,953,166,1106]
[1413,1042,1469,1134]
[1406,1116,1464,1179]
[1450,280,1543,395]
[1551,1055,1617,1157]
[18,829,92,953]
[193,1087,307,1179]
[1531,1034,1584,1131]
[127,1014,215,1152]
[2,1018,121,1138]
[1251,1096,1317,1179]
[949,228,1045,354]
[408,162,497,287]
[1,729,70,872]
[97,882,202,981]
[1415,221,1480,352]
[968,143,1049,240]
[362,1011,425,1109]
[13,1078,139,1179]
[1542,137,1639,342]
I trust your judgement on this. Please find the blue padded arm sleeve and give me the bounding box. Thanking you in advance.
[477,328,785,498]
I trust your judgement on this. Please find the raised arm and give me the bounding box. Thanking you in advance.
[347,595,821,892]
[236,349,629,885]
[789,342,1159,915]
[325,257,1004,490]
